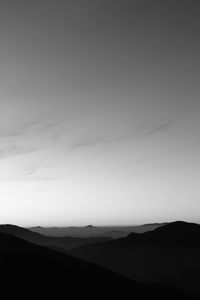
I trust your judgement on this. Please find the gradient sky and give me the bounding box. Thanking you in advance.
[0,0,200,226]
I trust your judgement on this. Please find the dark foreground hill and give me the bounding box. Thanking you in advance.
[0,224,112,250]
[71,221,200,297]
[0,232,195,300]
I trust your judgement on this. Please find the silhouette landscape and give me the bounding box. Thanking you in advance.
[0,221,199,299]
[0,0,200,299]
[71,221,200,297]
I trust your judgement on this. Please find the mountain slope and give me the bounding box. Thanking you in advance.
[30,223,166,237]
[125,221,200,247]
[71,221,200,297]
[0,224,112,250]
[0,232,194,300]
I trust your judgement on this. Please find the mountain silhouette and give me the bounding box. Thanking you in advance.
[85,224,95,228]
[30,223,165,237]
[71,221,200,297]
[0,232,195,300]
[0,224,112,250]
[125,221,200,247]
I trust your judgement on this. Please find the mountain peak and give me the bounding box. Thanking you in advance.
[85,225,94,228]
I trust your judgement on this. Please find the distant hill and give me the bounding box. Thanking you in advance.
[0,232,194,300]
[71,221,200,297]
[85,224,95,228]
[0,224,112,250]
[29,223,166,238]
[96,230,128,238]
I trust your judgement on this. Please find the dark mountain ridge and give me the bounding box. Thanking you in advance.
[124,221,200,247]
[71,221,200,297]
[0,231,194,300]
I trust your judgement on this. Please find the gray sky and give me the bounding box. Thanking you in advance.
[0,0,200,226]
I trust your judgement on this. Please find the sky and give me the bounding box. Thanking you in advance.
[0,0,200,226]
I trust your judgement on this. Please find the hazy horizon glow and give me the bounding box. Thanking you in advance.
[0,0,200,226]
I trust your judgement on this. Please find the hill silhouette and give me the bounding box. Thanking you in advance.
[85,224,95,228]
[0,224,112,250]
[30,223,165,237]
[0,232,195,300]
[125,221,200,247]
[71,221,200,297]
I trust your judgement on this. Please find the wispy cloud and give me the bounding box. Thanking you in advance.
[111,121,174,143]
[0,120,40,140]
[142,122,173,138]
[0,119,65,159]
[0,120,42,159]
[67,121,174,152]
[0,144,39,159]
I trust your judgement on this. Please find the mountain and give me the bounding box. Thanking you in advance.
[85,224,95,228]
[96,229,128,238]
[125,221,200,247]
[0,224,46,241]
[29,223,166,237]
[0,232,194,300]
[71,221,200,297]
[0,224,112,250]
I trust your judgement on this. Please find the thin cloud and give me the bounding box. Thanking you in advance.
[107,121,174,144]
[0,119,65,159]
[0,144,39,159]
[143,122,173,138]
[68,121,174,152]
[0,120,41,140]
